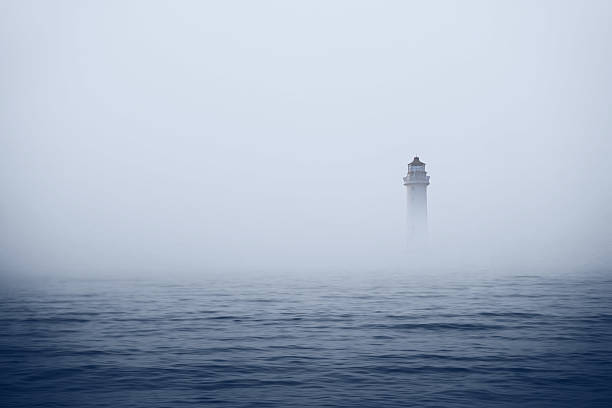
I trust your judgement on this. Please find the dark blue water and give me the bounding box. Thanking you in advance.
[1,271,611,407]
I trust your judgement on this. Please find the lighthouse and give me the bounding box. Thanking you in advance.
[403,156,430,241]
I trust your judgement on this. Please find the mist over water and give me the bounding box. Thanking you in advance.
[1,0,611,277]
[1,2,612,407]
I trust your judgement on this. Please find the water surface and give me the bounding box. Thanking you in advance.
[1,270,611,407]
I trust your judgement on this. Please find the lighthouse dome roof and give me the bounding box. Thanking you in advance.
[409,156,425,166]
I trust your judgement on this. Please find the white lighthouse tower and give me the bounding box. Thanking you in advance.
[403,156,430,241]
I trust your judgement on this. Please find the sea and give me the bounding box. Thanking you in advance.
[1,269,611,407]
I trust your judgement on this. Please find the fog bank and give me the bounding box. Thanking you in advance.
[1,1,611,277]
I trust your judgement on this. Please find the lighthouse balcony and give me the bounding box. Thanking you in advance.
[403,176,430,185]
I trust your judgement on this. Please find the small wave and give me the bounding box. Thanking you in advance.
[365,365,475,374]
[365,322,503,331]
[477,312,544,318]
[0,317,91,324]
[193,379,302,390]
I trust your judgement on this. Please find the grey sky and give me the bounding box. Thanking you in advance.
[1,1,611,276]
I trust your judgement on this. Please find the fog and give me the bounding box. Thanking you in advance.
[1,0,611,278]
